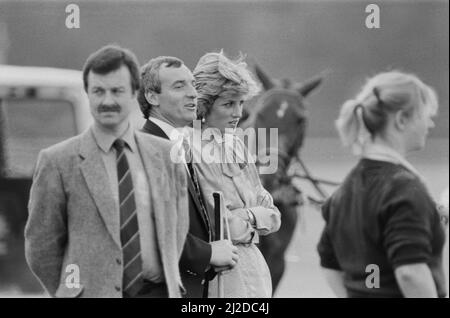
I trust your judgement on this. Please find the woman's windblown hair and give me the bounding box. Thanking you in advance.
[193,50,260,119]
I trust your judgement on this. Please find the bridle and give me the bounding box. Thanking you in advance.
[247,88,339,208]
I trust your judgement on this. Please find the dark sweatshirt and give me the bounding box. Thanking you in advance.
[317,159,447,297]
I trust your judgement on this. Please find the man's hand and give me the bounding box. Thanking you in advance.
[210,240,239,268]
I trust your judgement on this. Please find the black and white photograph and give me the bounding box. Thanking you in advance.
[0,0,448,302]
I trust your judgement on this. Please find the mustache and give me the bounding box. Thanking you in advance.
[98,104,121,112]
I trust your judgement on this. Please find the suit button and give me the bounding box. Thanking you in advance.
[186,270,197,276]
[115,285,121,292]
[116,258,122,265]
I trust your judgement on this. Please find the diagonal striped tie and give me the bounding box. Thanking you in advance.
[113,139,143,297]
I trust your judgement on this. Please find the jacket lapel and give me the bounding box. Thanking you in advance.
[135,133,169,256]
[135,132,187,296]
[135,133,165,207]
[142,119,169,139]
[79,129,121,248]
[135,131,166,217]
[141,120,211,232]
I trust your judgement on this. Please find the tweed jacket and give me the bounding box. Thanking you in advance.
[25,128,189,298]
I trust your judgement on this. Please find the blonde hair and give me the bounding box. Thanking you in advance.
[336,71,438,150]
[193,50,260,119]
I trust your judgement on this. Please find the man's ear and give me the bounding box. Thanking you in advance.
[145,91,159,107]
[394,110,409,131]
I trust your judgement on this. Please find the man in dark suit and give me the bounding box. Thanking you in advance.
[25,45,189,298]
[138,56,239,298]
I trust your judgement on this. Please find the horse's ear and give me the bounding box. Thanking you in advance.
[254,64,275,91]
[295,71,328,97]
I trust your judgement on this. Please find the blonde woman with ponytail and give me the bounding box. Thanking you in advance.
[317,71,447,298]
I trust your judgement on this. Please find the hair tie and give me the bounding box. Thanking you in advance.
[354,103,370,132]
[354,103,364,115]
[373,87,383,105]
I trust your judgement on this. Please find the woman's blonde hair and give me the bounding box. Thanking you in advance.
[335,71,438,150]
[193,50,260,119]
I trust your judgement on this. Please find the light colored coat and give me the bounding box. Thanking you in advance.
[25,128,189,298]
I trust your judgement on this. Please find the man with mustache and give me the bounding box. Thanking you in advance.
[25,45,189,298]
[138,56,239,298]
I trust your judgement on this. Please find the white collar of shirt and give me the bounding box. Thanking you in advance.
[149,117,190,142]
[362,142,425,184]
[92,121,136,153]
[149,117,193,167]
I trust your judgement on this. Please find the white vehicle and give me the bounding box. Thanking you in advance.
[0,65,143,178]
[0,65,92,179]
[0,65,92,291]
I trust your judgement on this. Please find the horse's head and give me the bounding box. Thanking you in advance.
[239,64,327,293]
[240,64,325,176]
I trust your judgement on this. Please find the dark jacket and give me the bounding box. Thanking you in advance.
[317,159,447,297]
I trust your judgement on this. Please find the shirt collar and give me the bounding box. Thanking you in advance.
[149,117,189,142]
[362,142,422,180]
[92,121,136,153]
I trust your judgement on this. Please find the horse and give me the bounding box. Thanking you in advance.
[239,64,337,294]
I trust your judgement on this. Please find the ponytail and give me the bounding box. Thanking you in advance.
[336,70,438,154]
[335,99,370,153]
